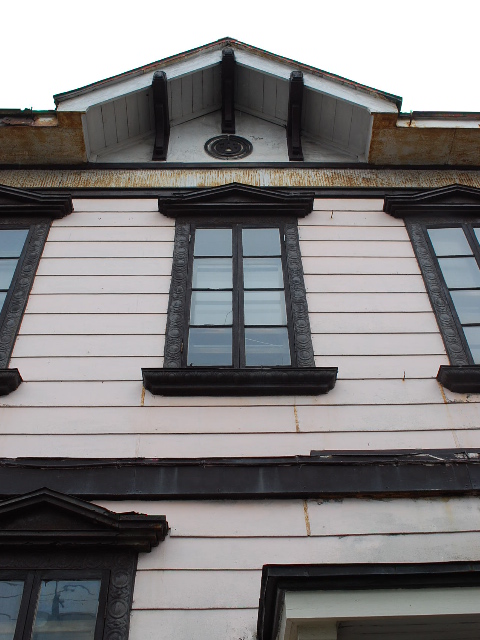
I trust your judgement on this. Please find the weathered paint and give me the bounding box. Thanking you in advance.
[369,112,480,165]
[0,112,87,164]
[1,167,480,188]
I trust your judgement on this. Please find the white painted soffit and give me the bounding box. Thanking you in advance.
[56,45,398,115]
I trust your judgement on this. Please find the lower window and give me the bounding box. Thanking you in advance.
[0,571,107,640]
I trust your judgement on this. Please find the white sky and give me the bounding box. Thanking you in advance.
[1,0,477,114]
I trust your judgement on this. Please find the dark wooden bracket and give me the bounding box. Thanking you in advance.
[0,368,22,396]
[287,71,304,161]
[152,71,170,161]
[221,48,236,133]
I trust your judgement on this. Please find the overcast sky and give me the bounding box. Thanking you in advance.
[2,0,477,113]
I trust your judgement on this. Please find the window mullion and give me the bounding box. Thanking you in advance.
[17,572,40,640]
[235,225,245,368]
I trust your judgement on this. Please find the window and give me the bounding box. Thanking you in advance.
[426,224,480,363]
[0,571,106,640]
[187,223,292,368]
[384,185,480,392]
[0,488,167,640]
[142,183,338,395]
[0,185,73,396]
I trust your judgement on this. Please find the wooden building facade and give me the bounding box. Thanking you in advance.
[0,38,480,640]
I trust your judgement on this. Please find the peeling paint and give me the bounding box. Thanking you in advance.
[1,167,480,189]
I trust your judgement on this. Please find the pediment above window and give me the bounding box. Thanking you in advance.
[158,182,315,217]
[0,184,73,218]
[384,184,480,218]
[0,488,167,551]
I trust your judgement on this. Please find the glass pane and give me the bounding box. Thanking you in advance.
[244,291,287,325]
[451,290,480,324]
[32,579,101,640]
[0,260,18,290]
[474,227,480,245]
[243,258,284,289]
[0,292,6,313]
[190,291,232,326]
[243,228,280,256]
[428,227,472,256]
[194,229,232,257]
[192,258,232,289]
[0,581,24,640]
[438,257,480,289]
[245,328,290,366]
[0,230,28,258]
[188,328,232,366]
[464,326,480,364]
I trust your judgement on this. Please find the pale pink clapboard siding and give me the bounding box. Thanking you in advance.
[3,197,476,463]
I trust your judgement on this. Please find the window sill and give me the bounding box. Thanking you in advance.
[437,365,480,393]
[142,367,338,396]
[0,368,22,396]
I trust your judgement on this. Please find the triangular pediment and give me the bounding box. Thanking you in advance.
[0,488,167,551]
[0,184,73,218]
[384,184,480,217]
[158,182,314,217]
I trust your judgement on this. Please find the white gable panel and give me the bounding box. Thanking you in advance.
[56,49,223,112]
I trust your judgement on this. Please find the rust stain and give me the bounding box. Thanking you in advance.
[294,404,300,432]
[140,386,145,407]
[303,499,311,536]
[1,167,480,189]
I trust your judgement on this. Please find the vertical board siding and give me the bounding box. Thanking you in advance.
[3,198,477,457]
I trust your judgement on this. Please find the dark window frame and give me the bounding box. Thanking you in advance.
[180,217,304,369]
[0,488,167,640]
[384,185,480,393]
[142,184,338,396]
[0,185,73,395]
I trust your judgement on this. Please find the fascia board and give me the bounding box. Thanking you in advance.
[56,49,222,112]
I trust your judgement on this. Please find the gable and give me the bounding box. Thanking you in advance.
[55,39,400,165]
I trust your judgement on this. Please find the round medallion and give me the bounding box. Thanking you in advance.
[204,135,253,160]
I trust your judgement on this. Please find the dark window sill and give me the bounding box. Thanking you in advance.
[142,367,338,396]
[437,365,480,393]
[0,368,22,396]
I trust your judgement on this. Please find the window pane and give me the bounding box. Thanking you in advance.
[0,581,24,640]
[451,290,480,324]
[464,326,480,364]
[0,260,18,290]
[32,579,101,640]
[188,328,232,366]
[245,328,290,366]
[244,291,287,325]
[0,230,28,258]
[243,229,281,256]
[243,258,284,289]
[428,227,472,256]
[0,292,6,313]
[474,227,480,245]
[192,258,232,289]
[438,257,480,289]
[190,291,232,326]
[194,229,232,257]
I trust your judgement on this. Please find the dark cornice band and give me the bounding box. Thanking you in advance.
[1,451,480,500]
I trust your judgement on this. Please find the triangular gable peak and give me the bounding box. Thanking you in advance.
[0,488,167,551]
[158,182,315,217]
[384,184,480,217]
[55,39,400,164]
[0,184,73,218]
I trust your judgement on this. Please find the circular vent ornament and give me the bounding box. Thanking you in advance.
[204,135,253,160]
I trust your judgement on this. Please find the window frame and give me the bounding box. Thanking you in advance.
[0,185,73,396]
[143,184,338,396]
[180,218,304,369]
[384,185,480,393]
[0,488,167,640]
